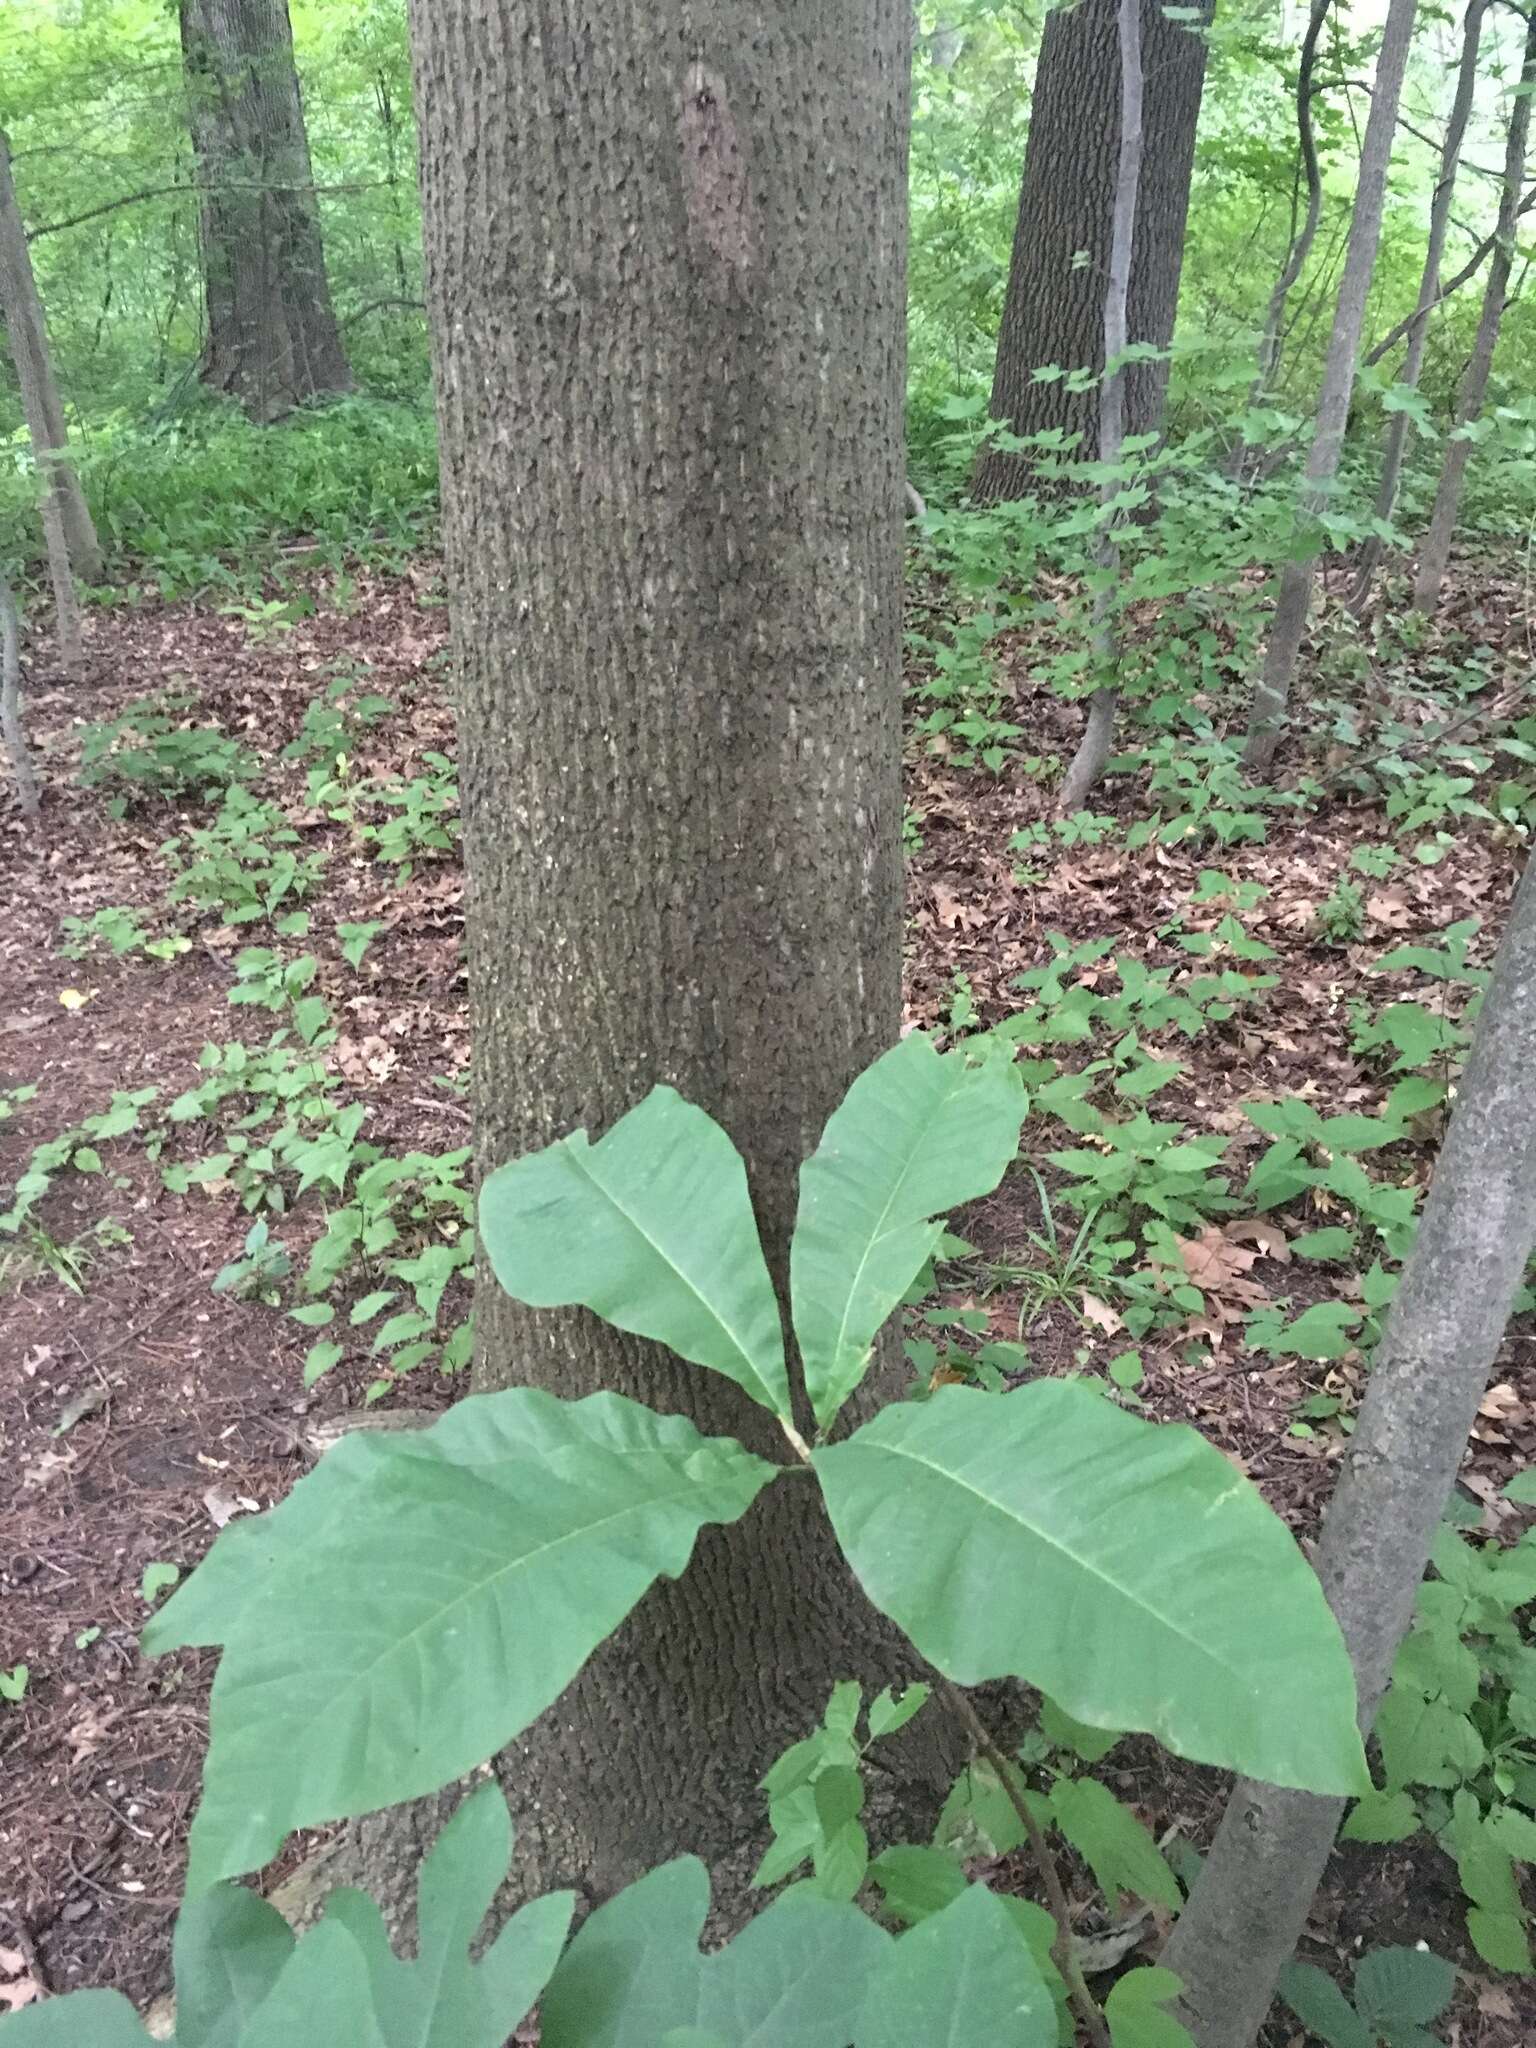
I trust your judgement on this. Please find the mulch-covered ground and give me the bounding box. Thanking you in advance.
[0,562,1531,2043]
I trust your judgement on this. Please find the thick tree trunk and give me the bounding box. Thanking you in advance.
[338,0,953,1935]
[1348,0,1486,613]
[0,130,103,603]
[972,0,1210,501]
[1163,853,1536,2047]
[178,0,351,421]
[1413,5,1536,613]
[1241,0,1419,776]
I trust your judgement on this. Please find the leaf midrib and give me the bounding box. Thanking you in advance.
[568,1140,788,1418]
[816,1067,973,1389]
[841,1433,1236,1686]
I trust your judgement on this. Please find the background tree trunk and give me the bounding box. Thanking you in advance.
[1348,0,1486,612]
[1162,853,1536,2047]
[178,0,351,420]
[1056,0,1145,810]
[339,0,955,1934]
[0,130,103,598]
[1413,4,1536,613]
[0,571,40,823]
[1241,0,1419,775]
[971,0,1211,501]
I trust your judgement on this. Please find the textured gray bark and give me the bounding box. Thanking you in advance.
[1349,0,1486,612]
[1057,0,1145,811]
[1242,0,1419,776]
[972,0,1210,501]
[0,130,103,609]
[179,0,351,420]
[1163,854,1536,2047]
[336,0,955,1937]
[0,572,39,823]
[1413,6,1536,613]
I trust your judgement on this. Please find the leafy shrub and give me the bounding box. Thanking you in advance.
[77,692,253,810]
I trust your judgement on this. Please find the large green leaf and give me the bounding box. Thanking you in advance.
[541,1858,890,2048]
[856,1885,1055,2046]
[145,1390,778,1886]
[320,1785,574,2047]
[172,1888,294,2046]
[791,1034,1025,1428]
[0,1994,151,2046]
[814,1381,1368,1794]
[480,1087,790,1418]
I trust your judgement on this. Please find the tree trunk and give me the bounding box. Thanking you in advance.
[1057,0,1145,810]
[1162,852,1536,2047]
[1241,0,1419,777]
[1413,5,1536,613]
[338,0,954,1934]
[1348,0,1486,613]
[0,130,104,600]
[0,572,40,824]
[971,0,1210,502]
[1241,0,1331,431]
[178,0,351,421]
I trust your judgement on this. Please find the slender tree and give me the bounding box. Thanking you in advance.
[334,0,953,1930]
[0,129,103,657]
[1163,853,1536,2046]
[178,0,351,420]
[1241,0,1332,432]
[1241,0,1420,775]
[0,571,40,823]
[972,0,1211,501]
[1348,0,1487,612]
[1413,3,1536,612]
[1056,0,1145,810]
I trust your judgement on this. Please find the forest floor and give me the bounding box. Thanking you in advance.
[0,559,1531,2045]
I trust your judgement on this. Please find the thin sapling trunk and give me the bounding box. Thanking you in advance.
[1348,0,1486,613]
[1241,0,1419,775]
[0,572,40,823]
[1413,4,1536,612]
[1057,0,1144,812]
[1162,853,1536,2046]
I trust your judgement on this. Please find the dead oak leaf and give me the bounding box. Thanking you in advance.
[1081,1293,1123,1336]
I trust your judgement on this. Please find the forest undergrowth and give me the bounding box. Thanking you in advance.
[0,546,1532,2041]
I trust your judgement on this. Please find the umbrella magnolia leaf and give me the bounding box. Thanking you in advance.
[145,1390,778,1886]
[791,1034,1026,1428]
[815,1381,1368,1794]
[479,1086,791,1418]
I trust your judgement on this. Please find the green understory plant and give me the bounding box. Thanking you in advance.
[1,1031,1372,2045]
[1340,1498,1536,1974]
[76,692,253,812]
[1278,1942,1456,2048]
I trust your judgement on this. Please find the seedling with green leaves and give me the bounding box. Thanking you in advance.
[0,1030,1373,2046]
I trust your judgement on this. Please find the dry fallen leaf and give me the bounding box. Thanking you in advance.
[1480,1383,1524,1422]
[1224,1217,1292,1264]
[1081,1292,1123,1335]
[1366,891,1414,930]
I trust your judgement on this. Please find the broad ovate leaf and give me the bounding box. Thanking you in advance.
[815,1381,1367,1794]
[480,1087,790,1418]
[145,1390,778,1886]
[856,1885,1055,2047]
[791,1034,1025,1427]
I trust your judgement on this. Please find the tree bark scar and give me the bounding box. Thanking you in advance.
[678,62,754,286]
